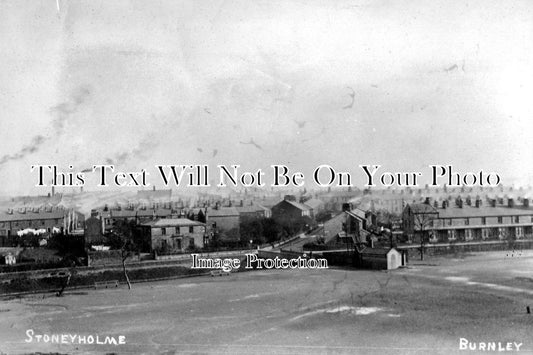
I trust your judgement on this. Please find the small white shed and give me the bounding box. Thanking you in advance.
[359,247,403,270]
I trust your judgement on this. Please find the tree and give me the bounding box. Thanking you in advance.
[47,232,85,265]
[278,215,315,236]
[315,211,333,224]
[261,218,283,243]
[375,209,400,228]
[237,218,284,247]
[56,269,73,297]
[107,220,138,290]
[412,210,435,261]
[239,218,266,245]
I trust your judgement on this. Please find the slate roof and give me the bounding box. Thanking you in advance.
[0,210,66,222]
[206,207,240,217]
[437,206,533,218]
[303,198,324,210]
[409,203,438,214]
[234,205,267,214]
[346,208,366,219]
[140,218,204,227]
[284,200,311,211]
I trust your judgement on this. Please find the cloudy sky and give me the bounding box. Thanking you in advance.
[0,0,532,195]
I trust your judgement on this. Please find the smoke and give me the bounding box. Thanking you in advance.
[0,135,47,165]
[104,134,160,167]
[50,85,91,132]
[0,85,91,170]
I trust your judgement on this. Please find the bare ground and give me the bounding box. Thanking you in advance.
[1,250,532,354]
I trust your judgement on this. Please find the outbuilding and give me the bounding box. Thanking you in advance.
[359,247,403,270]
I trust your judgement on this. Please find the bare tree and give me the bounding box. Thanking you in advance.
[120,239,134,290]
[108,220,138,290]
[404,203,437,261]
[412,209,436,261]
[56,271,72,297]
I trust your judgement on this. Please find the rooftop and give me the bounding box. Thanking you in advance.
[304,198,324,209]
[207,207,240,217]
[0,209,67,222]
[409,203,438,214]
[140,218,204,227]
[436,206,533,219]
[283,200,312,211]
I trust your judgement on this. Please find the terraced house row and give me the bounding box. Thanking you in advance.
[402,197,533,244]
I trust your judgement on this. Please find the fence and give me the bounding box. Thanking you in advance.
[397,239,533,258]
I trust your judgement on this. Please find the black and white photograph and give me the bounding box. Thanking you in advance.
[1,0,532,354]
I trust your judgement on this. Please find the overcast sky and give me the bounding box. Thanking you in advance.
[0,0,532,195]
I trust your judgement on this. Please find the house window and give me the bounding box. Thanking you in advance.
[189,226,194,233]
[161,228,166,235]
[482,217,486,225]
[447,219,452,226]
[464,218,469,226]
[189,239,195,248]
[448,230,456,240]
[497,217,502,224]
[514,216,519,223]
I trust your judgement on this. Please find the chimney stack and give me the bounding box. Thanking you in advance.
[456,197,463,208]
[342,203,353,212]
[524,198,530,208]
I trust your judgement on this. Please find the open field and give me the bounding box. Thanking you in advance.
[1,251,532,354]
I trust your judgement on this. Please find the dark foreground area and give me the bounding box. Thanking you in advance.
[0,264,207,295]
[1,251,532,354]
